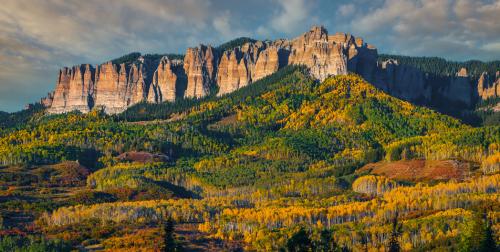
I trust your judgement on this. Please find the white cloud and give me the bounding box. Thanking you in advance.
[482,42,500,52]
[212,11,250,41]
[338,4,355,16]
[270,0,315,34]
[355,0,414,34]
[454,0,500,37]
[351,0,500,60]
[0,0,215,61]
[213,13,232,37]
[256,26,272,38]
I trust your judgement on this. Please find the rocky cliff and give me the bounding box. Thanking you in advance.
[44,25,497,114]
[374,59,430,102]
[46,25,378,114]
[48,65,95,113]
[439,68,473,106]
[148,56,182,103]
[478,71,500,100]
[183,45,218,98]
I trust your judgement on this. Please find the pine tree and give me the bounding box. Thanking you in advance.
[161,217,178,252]
[388,213,402,252]
[316,229,339,252]
[459,211,499,252]
[286,227,312,252]
[480,219,499,252]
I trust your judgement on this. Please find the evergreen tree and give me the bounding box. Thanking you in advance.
[481,219,499,252]
[316,229,339,252]
[459,211,499,252]
[161,217,178,252]
[387,213,402,252]
[286,227,312,252]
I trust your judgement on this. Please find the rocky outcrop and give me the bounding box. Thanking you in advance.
[48,61,150,114]
[93,62,129,114]
[438,68,473,106]
[48,68,71,113]
[288,27,349,80]
[215,26,378,96]
[252,46,280,81]
[216,49,249,95]
[128,63,148,105]
[45,25,495,114]
[478,71,500,100]
[183,45,218,98]
[48,65,95,113]
[217,42,279,96]
[149,56,181,103]
[40,92,54,108]
[47,25,381,114]
[375,59,430,102]
[94,61,157,114]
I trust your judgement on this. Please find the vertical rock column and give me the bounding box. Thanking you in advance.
[47,68,72,113]
[94,62,130,114]
[184,45,218,98]
[216,49,250,96]
[150,56,178,102]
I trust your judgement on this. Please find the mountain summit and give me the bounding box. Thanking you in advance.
[42,25,500,119]
[44,26,379,114]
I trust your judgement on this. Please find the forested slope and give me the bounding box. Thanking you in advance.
[0,67,499,251]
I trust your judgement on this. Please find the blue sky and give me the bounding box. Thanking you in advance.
[1,0,499,112]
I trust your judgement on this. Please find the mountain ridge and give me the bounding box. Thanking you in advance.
[32,25,500,126]
[40,26,375,114]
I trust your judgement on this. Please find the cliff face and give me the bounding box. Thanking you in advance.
[149,56,181,103]
[93,62,129,114]
[214,26,377,96]
[374,59,430,102]
[47,25,379,114]
[478,71,500,100]
[440,68,473,106]
[48,64,95,113]
[45,25,496,114]
[49,61,151,114]
[252,46,280,81]
[183,45,218,98]
[288,27,349,80]
[217,49,247,95]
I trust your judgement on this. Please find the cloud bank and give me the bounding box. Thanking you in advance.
[0,0,499,111]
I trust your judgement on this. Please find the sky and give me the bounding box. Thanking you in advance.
[1,0,499,112]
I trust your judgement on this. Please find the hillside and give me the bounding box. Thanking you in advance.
[1,66,499,251]
[38,25,500,124]
[0,103,45,130]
